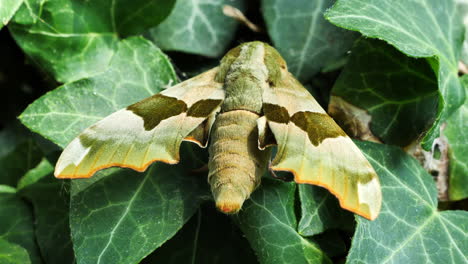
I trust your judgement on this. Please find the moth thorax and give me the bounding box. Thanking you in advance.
[208,110,271,214]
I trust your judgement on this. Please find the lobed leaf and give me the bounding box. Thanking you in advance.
[0,193,42,263]
[0,239,31,264]
[298,185,354,236]
[0,0,23,29]
[330,38,439,147]
[326,0,465,149]
[445,75,468,201]
[347,141,468,263]
[144,206,257,264]
[148,0,245,57]
[262,0,358,82]
[19,160,75,264]
[0,123,42,187]
[236,179,332,264]
[70,163,208,264]
[19,37,177,148]
[457,0,468,65]
[9,0,175,82]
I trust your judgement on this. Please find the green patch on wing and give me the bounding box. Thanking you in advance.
[262,103,290,123]
[128,94,188,130]
[291,112,346,146]
[187,99,223,117]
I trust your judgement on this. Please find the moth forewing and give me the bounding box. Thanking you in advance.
[261,70,381,220]
[55,41,381,220]
[54,68,225,179]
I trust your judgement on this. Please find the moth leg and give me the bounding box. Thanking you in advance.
[268,161,293,181]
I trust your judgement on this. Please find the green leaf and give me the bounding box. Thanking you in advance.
[330,38,439,147]
[0,239,31,264]
[0,0,23,29]
[457,0,468,65]
[19,37,177,148]
[347,141,468,263]
[9,0,175,82]
[148,0,245,57]
[18,161,74,264]
[144,206,257,264]
[0,185,16,193]
[0,123,43,187]
[326,0,465,149]
[236,179,332,264]
[0,193,42,264]
[261,0,357,82]
[70,163,207,264]
[445,75,468,201]
[298,185,354,236]
[113,0,175,37]
[17,158,54,189]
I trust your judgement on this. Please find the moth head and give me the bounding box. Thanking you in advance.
[215,41,288,86]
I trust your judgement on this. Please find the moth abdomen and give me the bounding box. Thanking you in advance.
[208,110,271,214]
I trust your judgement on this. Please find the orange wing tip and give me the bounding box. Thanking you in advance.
[272,167,381,220]
[54,158,180,179]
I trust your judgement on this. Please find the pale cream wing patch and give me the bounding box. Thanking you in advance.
[55,68,224,179]
[262,72,381,220]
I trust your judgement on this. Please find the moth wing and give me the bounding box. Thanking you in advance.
[262,72,381,220]
[55,68,224,179]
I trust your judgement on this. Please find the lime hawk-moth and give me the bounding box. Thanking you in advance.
[55,41,381,220]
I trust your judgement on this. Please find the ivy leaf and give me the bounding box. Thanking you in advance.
[0,123,42,187]
[9,0,175,82]
[298,185,354,236]
[17,37,209,263]
[326,0,465,149]
[70,163,208,264]
[18,160,75,264]
[113,0,175,37]
[347,141,468,263]
[445,75,468,201]
[144,206,257,264]
[0,239,31,264]
[0,193,42,264]
[148,0,245,57]
[19,37,176,148]
[17,158,54,189]
[0,0,22,29]
[457,0,468,65]
[236,179,332,264]
[329,38,439,147]
[261,0,357,82]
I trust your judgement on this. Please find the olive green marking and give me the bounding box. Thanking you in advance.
[263,44,287,86]
[187,99,223,117]
[263,103,290,123]
[291,112,347,146]
[215,45,242,83]
[127,94,187,131]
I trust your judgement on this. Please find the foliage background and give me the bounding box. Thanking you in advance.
[0,0,467,263]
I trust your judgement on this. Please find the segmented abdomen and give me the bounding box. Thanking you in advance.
[208,110,271,213]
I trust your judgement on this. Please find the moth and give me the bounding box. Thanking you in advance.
[55,41,381,220]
